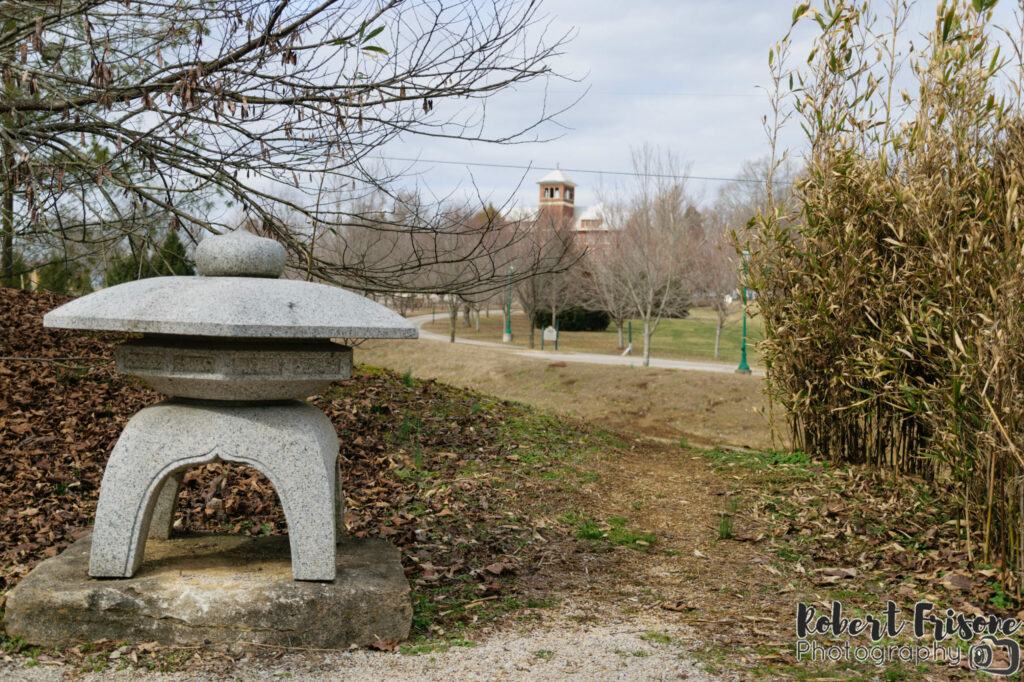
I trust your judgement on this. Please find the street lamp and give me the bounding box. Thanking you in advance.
[736,250,751,375]
[503,264,514,343]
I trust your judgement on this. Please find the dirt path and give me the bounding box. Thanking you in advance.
[517,439,803,679]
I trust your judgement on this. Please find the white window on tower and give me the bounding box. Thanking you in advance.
[554,187,560,198]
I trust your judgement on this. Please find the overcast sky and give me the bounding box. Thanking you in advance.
[373,0,1022,212]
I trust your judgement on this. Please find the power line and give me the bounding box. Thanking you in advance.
[376,156,793,185]
[511,88,765,98]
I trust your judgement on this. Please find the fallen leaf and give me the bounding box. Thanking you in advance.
[369,638,399,651]
[484,562,513,576]
[939,572,972,592]
[820,567,857,579]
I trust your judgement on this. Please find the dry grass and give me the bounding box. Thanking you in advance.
[359,337,778,450]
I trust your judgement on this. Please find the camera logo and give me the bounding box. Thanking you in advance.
[969,636,1020,676]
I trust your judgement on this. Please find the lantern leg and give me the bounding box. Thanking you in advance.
[89,400,339,582]
[335,459,345,543]
[147,472,183,540]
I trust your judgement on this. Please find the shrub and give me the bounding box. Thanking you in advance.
[533,307,611,332]
[747,0,1024,587]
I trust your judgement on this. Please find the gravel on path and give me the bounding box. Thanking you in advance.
[0,604,726,681]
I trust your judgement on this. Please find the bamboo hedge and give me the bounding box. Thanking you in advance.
[748,0,1024,592]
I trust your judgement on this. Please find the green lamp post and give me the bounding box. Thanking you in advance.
[736,250,752,375]
[503,264,514,344]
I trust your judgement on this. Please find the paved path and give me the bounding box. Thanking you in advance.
[407,313,765,377]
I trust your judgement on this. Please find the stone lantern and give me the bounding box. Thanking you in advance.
[38,230,416,582]
[5,230,419,648]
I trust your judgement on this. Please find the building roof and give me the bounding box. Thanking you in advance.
[574,203,605,224]
[503,203,609,232]
[536,168,576,187]
[504,206,538,223]
[572,204,609,231]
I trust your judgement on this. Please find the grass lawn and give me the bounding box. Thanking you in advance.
[422,307,764,367]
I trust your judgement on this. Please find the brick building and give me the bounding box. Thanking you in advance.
[507,169,613,251]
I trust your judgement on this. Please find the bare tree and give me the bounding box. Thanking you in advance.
[460,284,493,331]
[696,156,796,358]
[0,0,572,289]
[413,205,504,342]
[458,204,508,329]
[543,254,584,333]
[716,157,796,244]
[511,212,576,349]
[580,245,634,350]
[693,223,739,360]
[322,189,425,293]
[581,254,626,350]
[602,147,700,367]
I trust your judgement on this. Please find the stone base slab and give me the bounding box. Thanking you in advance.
[3,535,411,649]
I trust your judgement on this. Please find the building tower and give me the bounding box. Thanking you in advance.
[537,168,575,224]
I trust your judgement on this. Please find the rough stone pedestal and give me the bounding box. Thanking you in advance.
[4,535,411,649]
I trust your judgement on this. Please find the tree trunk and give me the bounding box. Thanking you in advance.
[643,319,652,367]
[462,304,472,327]
[1,139,14,288]
[616,321,624,349]
[714,314,723,360]
[475,309,480,331]
[449,307,457,343]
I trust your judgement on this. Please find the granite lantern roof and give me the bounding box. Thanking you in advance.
[44,230,417,340]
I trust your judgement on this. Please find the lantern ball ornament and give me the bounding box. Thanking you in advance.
[43,230,417,581]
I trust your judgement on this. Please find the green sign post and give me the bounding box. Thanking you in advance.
[736,250,751,375]
[503,265,514,343]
